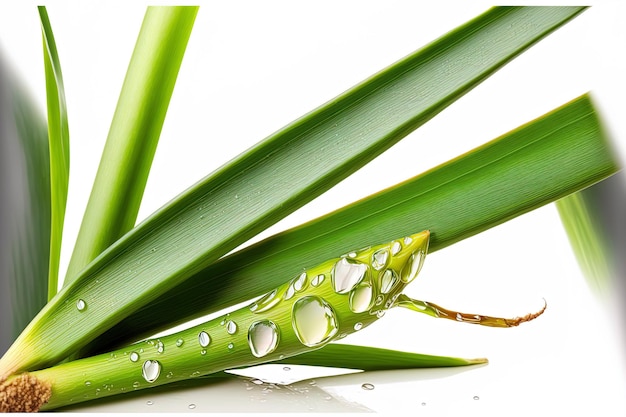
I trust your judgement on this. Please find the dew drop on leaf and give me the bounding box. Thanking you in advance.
[349,283,373,313]
[226,320,238,335]
[76,299,86,311]
[248,320,280,358]
[371,248,389,270]
[380,269,398,294]
[198,331,211,348]
[331,258,368,294]
[142,360,161,383]
[292,295,338,347]
[400,250,425,283]
[176,338,184,347]
[311,274,325,287]
[129,352,139,362]
[391,241,402,256]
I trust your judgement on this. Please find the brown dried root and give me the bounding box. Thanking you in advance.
[395,294,547,328]
[0,374,51,412]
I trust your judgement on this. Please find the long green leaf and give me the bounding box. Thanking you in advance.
[0,55,50,354]
[99,94,619,349]
[272,344,486,371]
[556,173,626,298]
[0,6,586,376]
[64,6,198,283]
[38,7,69,300]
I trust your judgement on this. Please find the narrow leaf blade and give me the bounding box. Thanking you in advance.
[0,54,50,354]
[38,6,69,300]
[64,6,198,283]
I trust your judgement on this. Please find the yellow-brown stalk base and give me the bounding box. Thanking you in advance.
[0,374,51,412]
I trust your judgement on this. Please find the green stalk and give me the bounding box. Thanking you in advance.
[39,7,69,300]
[0,6,586,377]
[2,232,490,411]
[64,6,198,283]
[96,93,619,349]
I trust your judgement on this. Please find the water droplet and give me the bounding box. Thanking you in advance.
[176,338,184,347]
[252,289,280,313]
[380,269,398,294]
[142,360,161,383]
[156,340,164,354]
[292,295,339,347]
[404,236,413,245]
[130,352,139,362]
[347,251,357,258]
[132,381,140,388]
[354,322,363,331]
[166,371,174,379]
[146,400,153,406]
[311,274,325,287]
[226,320,238,335]
[377,310,386,318]
[361,383,375,390]
[331,258,368,294]
[251,378,264,385]
[349,283,373,313]
[76,299,86,311]
[284,284,296,300]
[228,343,234,350]
[375,295,384,305]
[248,320,280,358]
[200,349,206,355]
[372,249,389,270]
[283,366,291,371]
[391,241,402,256]
[249,303,259,312]
[188,403,196,409]
[293,272,307,292]
[191,371,201,377]
[84,381,91,387]
[400,250,425,283]
[198,331,211,348]
[473,395,480,400]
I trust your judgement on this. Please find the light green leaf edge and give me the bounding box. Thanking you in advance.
[103,94,619,348]
[64,6,198,283]
[0,6,586,376]
[38,6,69,301]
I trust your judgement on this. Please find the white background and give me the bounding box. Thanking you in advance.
[1,1,625,414]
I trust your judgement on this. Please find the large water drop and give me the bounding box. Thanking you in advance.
[311,274,325,287]
[391,241,402,256]
[380,269,398,294]
[371,249,389,270]
[293,272,307,292]
[331,258,368,294]
[400,250,425,283]
[248,320,280,358]
[292,296,338,347]
[142,360,161,383]
[349,283,373,313]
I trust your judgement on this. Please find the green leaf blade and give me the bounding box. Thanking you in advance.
[64,6,199,283]
[0,55,51,354]
[104,94,619,346]
[38,6,70,301]
[273,344,486,371]
[0,6,589,376]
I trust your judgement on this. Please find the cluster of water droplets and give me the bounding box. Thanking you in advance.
[121,233,427,389]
